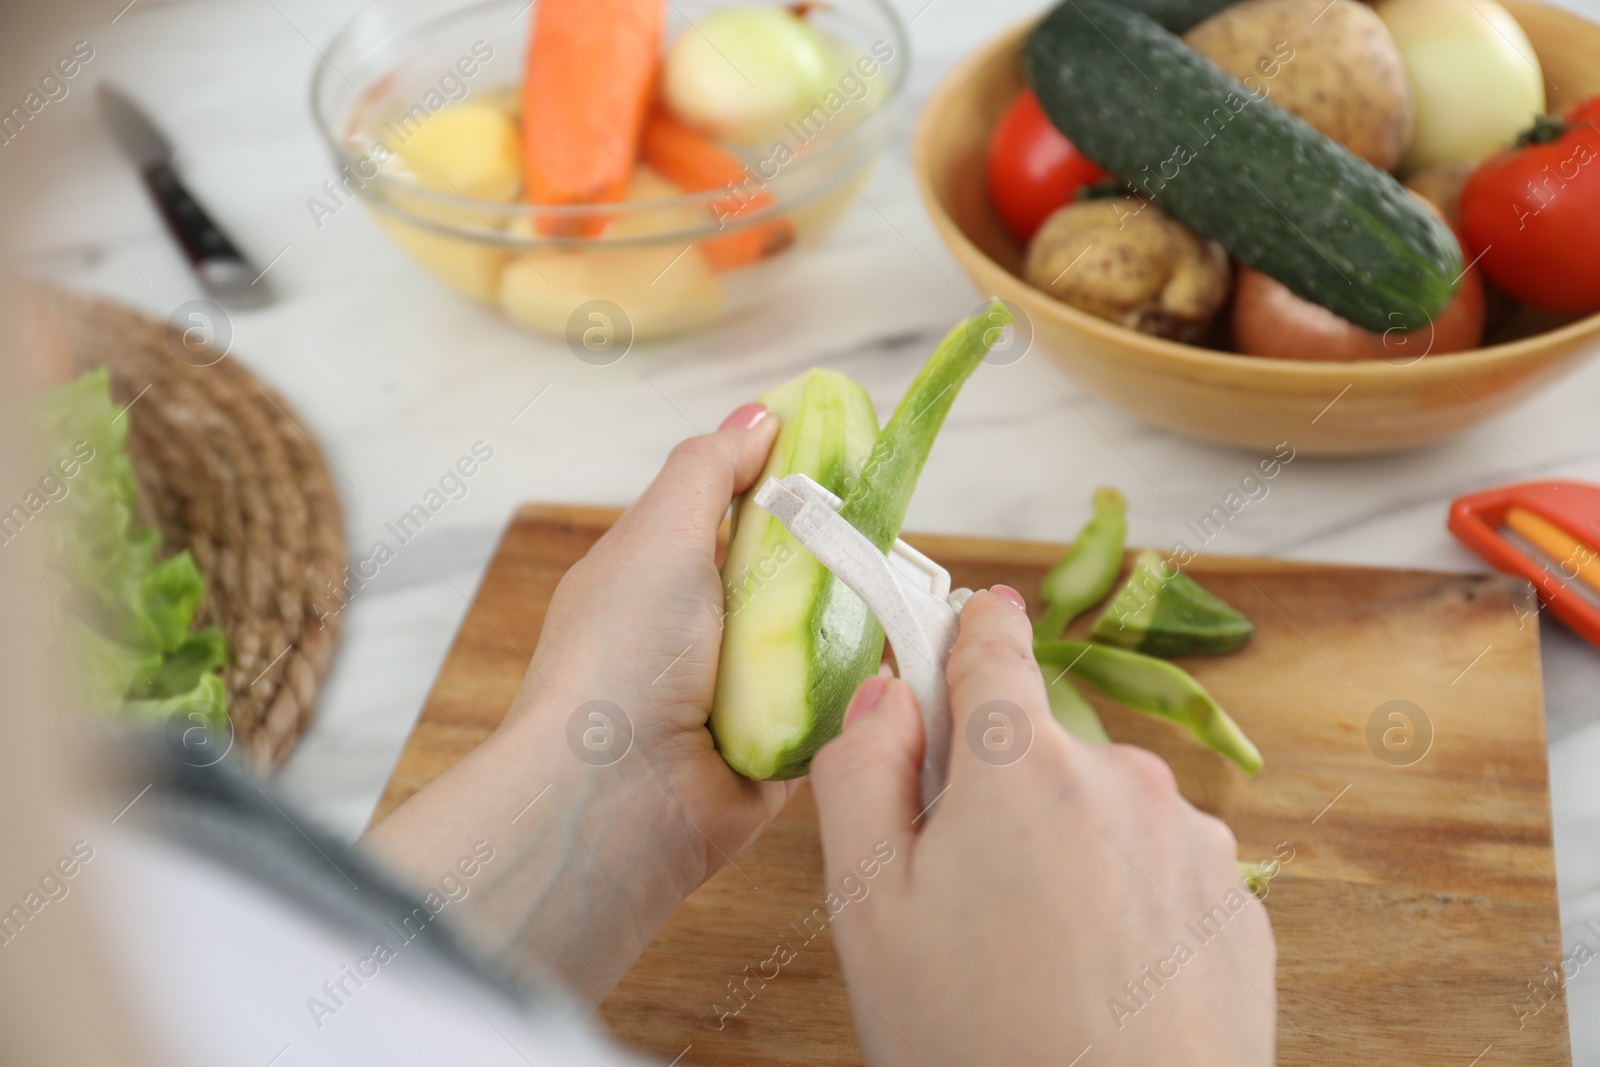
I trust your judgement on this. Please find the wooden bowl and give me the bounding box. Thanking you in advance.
[913,0,1600,454]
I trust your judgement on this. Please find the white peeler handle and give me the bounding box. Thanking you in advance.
[754,474,966,813]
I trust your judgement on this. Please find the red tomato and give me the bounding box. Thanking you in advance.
[986,90,1106,243]
[1459,95,1600,316]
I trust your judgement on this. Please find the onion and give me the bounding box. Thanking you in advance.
[1375,0,1545,171]
[662,7,837,146]
[1232,265,1484,361]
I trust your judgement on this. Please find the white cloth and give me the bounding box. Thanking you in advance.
[79,819,645,1066]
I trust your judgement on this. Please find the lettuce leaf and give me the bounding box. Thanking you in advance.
[34,369,228,727]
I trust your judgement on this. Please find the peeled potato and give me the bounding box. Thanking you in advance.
[497,167,724,341]
[373,214,510,304]
[498,245,724,341]
[611,166,713,237]
[370,110,522,305]
[390,99,522,201]
[1185,0,1413,171]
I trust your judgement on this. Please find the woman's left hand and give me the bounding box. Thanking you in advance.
[365,402,796,1004]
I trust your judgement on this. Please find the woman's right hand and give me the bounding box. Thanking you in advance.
[811,586,1276,1066]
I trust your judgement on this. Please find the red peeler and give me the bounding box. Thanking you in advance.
[1448,480,1600,649]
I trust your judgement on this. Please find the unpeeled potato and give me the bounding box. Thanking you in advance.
[1184,0,1414,171]
[1024,197,1230,342]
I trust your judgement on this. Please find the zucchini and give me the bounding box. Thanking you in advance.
[1026,0,1460,331]
[711,369,880,781]
[1046,673,1111,744]
[1033,487,1127,643]
[1036,639,1262,773]
[1088,549,1254,656]
[711,307,1009,779]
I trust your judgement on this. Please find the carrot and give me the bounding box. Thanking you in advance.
[640,111,795,271]
[521,0,663,236]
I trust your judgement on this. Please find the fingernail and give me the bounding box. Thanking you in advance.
[990,584,1027,611]
[843,673,890,729]
[718,402,769,431]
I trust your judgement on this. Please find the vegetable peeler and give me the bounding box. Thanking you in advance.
[1448,480,1600,649]
[755,473,972,812]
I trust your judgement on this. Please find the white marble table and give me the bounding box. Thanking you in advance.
[14,0,1600,1058]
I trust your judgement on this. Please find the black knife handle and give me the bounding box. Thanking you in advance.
[141,161,267,305]
[142,160,244,264]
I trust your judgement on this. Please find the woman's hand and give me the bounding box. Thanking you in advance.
[812,587,1276,1066]
[365,403,796,1004]
[504,401,799,866]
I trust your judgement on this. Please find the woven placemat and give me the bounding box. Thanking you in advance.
[46,288,346,771]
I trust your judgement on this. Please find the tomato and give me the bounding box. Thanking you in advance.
[986,90,1106,243]
[1459,95,1600,316]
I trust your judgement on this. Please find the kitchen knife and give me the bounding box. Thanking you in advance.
[97,83,270,307]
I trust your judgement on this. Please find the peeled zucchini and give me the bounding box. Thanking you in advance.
[711,369,881,780]
[711,306,1009,779]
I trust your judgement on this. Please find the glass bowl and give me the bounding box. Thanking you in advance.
[311,0,909,345]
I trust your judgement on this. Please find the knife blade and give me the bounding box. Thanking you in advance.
[97,83,270,308]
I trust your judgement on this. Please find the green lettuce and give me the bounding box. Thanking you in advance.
[34,369,228,726]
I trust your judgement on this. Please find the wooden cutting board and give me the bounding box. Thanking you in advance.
[371,505,1570,1065]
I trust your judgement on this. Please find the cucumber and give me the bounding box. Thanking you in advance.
[711,306,1009,779]
[1089,549,1254,656]
[1026,0,1461,331]
[1103,0,1234,33]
